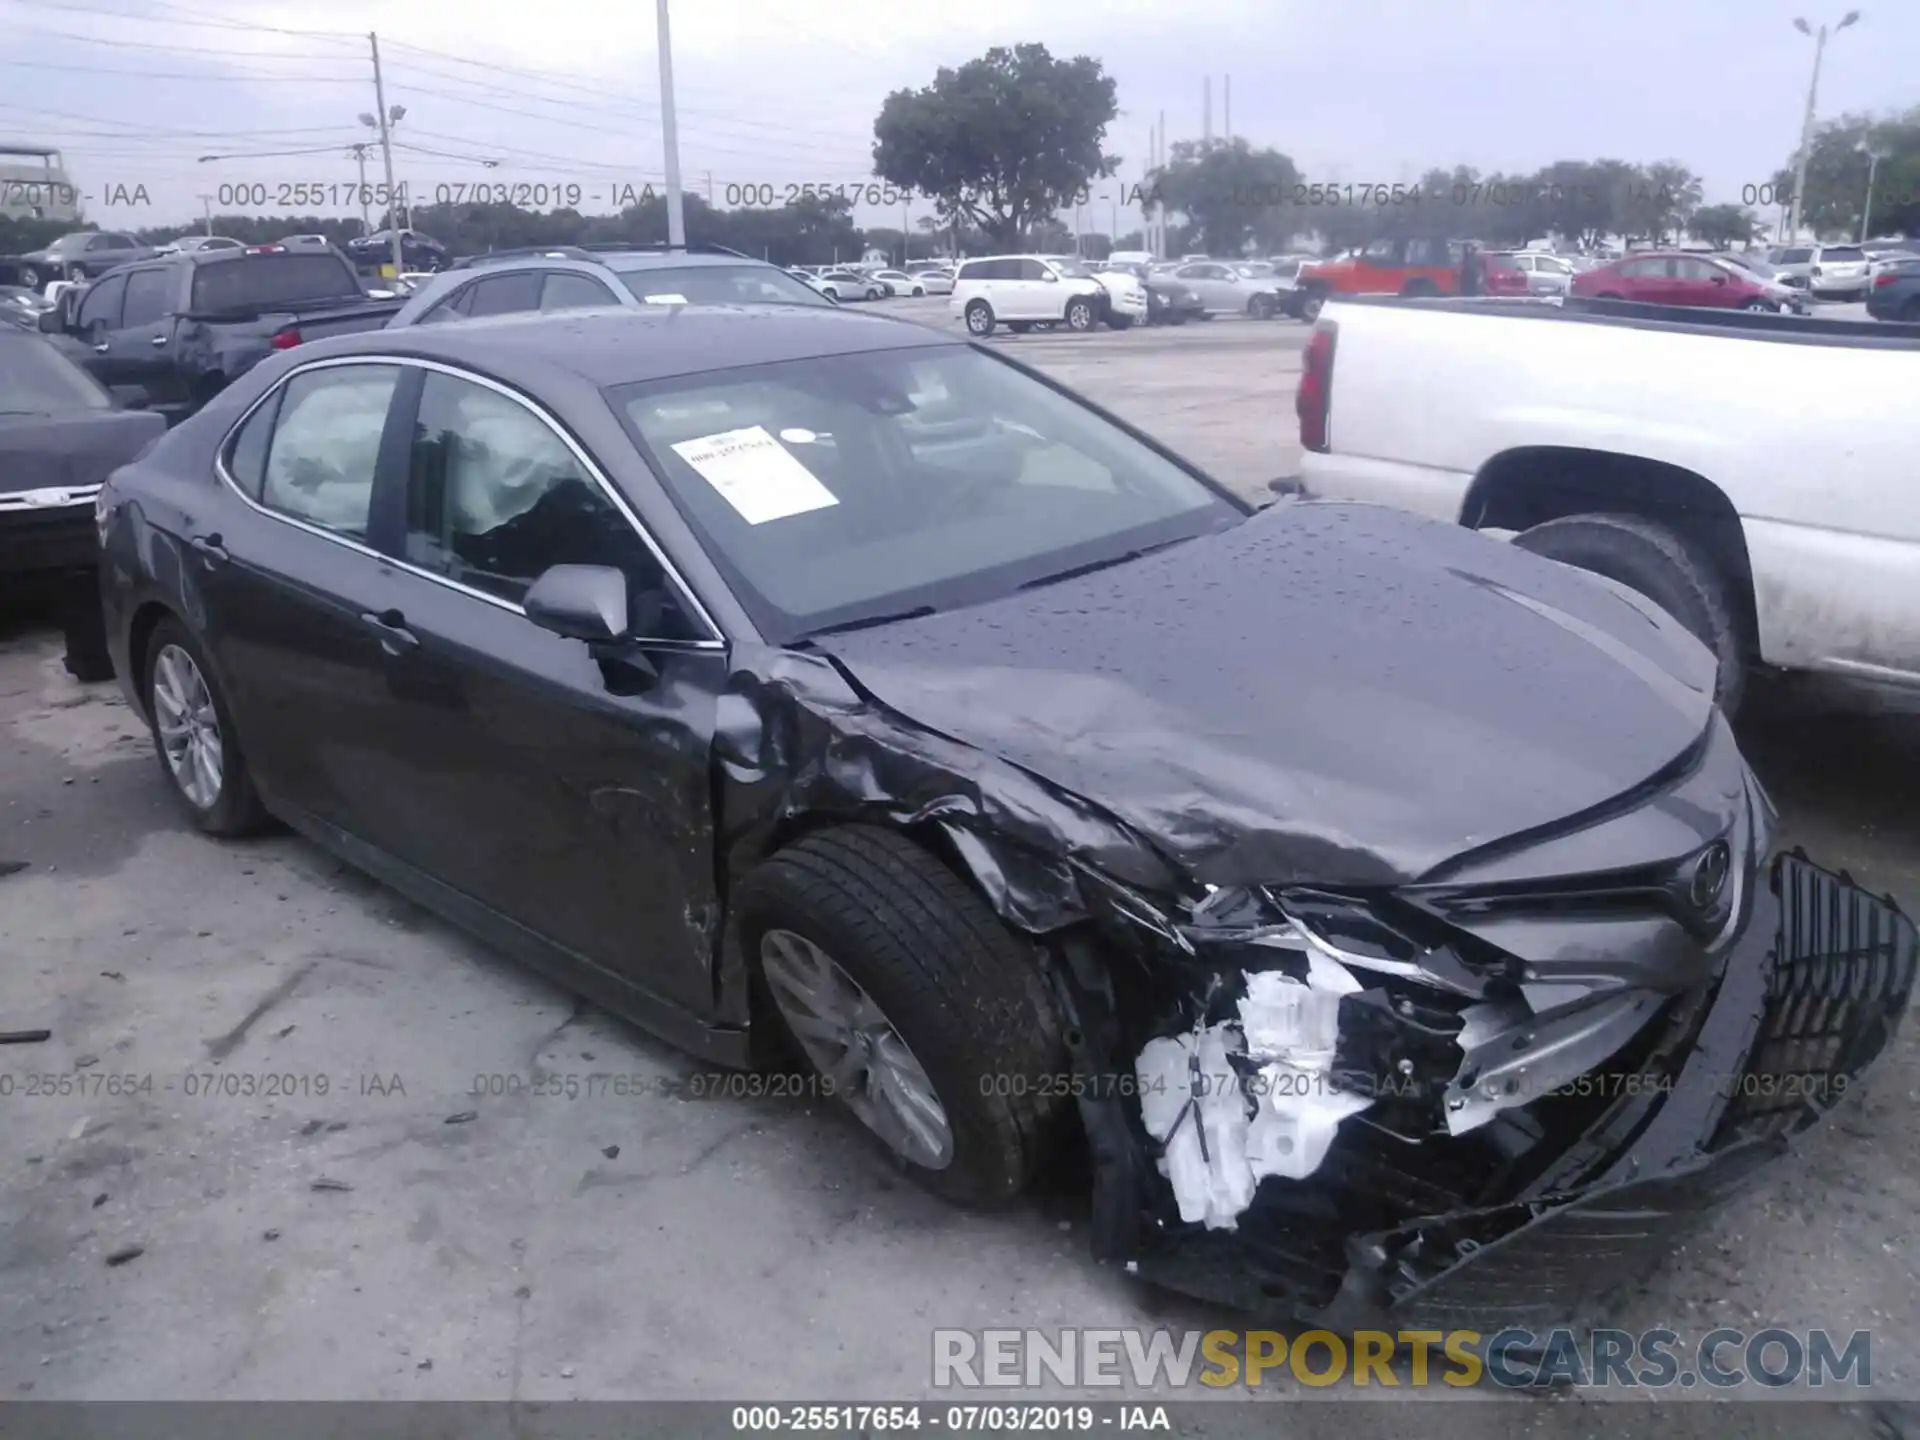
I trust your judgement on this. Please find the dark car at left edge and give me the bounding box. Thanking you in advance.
[1,325,164,676]
[93,304,1915,1329]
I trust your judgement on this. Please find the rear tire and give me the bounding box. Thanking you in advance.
[964,300,996,336]
[738,826,1067,1207]
[1511,513,1747,716]
[141,618,270,835]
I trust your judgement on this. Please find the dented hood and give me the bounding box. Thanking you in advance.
[814,502,1717,887]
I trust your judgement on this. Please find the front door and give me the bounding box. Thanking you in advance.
[104,266,186,409]
[361,365,726,1016]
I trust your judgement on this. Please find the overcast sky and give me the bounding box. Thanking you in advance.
[0,0,1912,230]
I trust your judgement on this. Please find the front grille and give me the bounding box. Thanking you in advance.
[1712,850,1917,1146]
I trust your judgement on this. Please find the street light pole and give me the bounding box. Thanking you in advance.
[1858,141,1890,240]
[1786,10,1861,242]
[655,0,687,246]
[367,33,405,278]
[350,143,371,232]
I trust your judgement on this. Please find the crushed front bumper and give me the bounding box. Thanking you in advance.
[1075,851,1914,1328]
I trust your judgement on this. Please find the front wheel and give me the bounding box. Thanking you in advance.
[1106,313,1134,330]
[739,826,1067,1207]
[1248,293,1278,319]
[1299,290,1327,322]
[141,618,270,835]
[964,300,996,336]
[1739,299,1772,312]
[1063,297,1096,331]
[910,286,926,297]
[1511,513,1746,715]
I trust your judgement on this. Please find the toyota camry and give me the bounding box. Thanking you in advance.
[94,304,1914,1328]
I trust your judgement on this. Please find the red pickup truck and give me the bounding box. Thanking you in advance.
[1289,237,1527,319]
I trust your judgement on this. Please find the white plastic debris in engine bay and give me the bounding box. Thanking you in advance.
[1134,955,1373,1230]
[670,424,840,525]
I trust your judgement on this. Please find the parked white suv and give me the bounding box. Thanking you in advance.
[950,255,1112,336]
[1807,244,1872,299]
[1038,255,1150,329]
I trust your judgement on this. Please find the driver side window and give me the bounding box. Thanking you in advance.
[76,274,126,331]
[402,370,706,638]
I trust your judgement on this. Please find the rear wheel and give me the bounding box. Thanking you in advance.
[964,300,996,336]
[141,618,270,835]
[1511,513,1746,715]
[739,826,1067,1207]
[1063,297,1096,331]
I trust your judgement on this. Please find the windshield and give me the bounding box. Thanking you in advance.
[190,254,361,314]
[1777,248,1814,264]
[0,332,111,413]
[1822,247,1865,262]
[612,263,831,307]
[612,345,1240,642]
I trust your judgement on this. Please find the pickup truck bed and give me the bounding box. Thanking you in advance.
[1296,294,1920,711]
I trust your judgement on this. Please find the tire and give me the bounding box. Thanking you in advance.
[964,300,996,336]
[1300,290,1327,322]
[57,570,113,683]
[1063,297,1096,332]
[1596,291,1624,301]
[738,826,1066,1207]
[1106,313,1134,330]
[141,618,270,836]
[1739,299,1771,312]
[1006,321,1033,334]
[1401,280,1439,299]
[911,286,925,297]
[1511,513,1746,715]
[1249,293,1277,319]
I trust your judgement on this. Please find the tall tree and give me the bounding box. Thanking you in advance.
[1688,203,1761,249]
[1774,106,1920,239]
[1144,137,1301,257]
[872,44,1119,248]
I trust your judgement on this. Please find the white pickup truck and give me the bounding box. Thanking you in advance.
[1295,295,1920,713]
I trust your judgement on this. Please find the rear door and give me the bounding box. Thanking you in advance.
[1672,256,1730,307]
[361,363,729,1016]
[193,360,416,833]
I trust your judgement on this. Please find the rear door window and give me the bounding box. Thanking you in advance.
[540,272,618,311]
[189,254,361,313]
[75,273,127,331]
[464,272,542,317]
[257,364,403,539]
[120,268,174,327]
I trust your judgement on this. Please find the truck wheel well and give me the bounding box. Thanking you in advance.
[1462,447,1758,656]
[126,601,175,717]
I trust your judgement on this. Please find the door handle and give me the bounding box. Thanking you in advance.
[359,609,418,654]
[188,533,229,563]
[151,334,169,347]
[93,342,110,353]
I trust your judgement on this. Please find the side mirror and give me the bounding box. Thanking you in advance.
[1710,273,1727,284]
[37,308,62,334]
[109,384,150,410]
[524,563,631,643]
[1040,271,1059,282]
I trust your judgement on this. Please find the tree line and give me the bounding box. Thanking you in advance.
[5,42,1914,266]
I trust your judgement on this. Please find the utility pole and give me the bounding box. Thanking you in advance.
[197,194,213,235]
[1203,78,1212,145]
[1786,11,1860,242]
[704,170,713,205]
[1858,140,1890,240]
[350,143,371,231]
[1155,110,1167,257]
[656,0,687,245]
[368,33,404,278]
[1224,75,1231,141]
[901,194,910,265]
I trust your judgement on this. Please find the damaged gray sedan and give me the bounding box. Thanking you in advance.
[99,306,1915,1329]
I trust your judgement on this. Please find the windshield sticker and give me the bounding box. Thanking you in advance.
[643,293,690,305]
[778,428,819,444]
[671,425,839,525]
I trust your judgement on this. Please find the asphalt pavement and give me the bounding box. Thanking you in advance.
[0,309,1912,1435]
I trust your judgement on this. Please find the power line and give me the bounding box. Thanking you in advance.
[0,58,367,82]
[0,23,349,59]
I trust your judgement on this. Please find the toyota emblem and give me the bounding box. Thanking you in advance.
[1689,841,1732,910]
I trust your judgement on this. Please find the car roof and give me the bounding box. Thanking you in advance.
[289,303,961,388]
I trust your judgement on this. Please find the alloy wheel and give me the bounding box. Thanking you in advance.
[151,643,224,810]
[760,927,955,1170]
